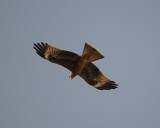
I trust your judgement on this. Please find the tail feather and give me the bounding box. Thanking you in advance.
[81,43,104,63]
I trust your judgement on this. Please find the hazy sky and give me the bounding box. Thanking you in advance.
[1,0,160,128]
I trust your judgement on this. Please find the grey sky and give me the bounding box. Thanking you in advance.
[0,0,160,128]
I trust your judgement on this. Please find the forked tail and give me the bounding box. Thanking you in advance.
[81,43,104,64]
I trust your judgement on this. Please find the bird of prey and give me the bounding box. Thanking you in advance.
[33,42,118,90]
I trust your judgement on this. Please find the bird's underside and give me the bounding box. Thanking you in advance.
[33,42,118,90]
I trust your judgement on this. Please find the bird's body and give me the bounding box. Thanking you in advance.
[33,42,118,90]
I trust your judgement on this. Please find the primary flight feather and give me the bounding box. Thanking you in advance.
[33,42,118,90]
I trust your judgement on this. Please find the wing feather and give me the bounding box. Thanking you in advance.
[79,63,118,90]
[33,42,80,71]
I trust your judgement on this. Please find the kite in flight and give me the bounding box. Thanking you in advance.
[33,42,118,90]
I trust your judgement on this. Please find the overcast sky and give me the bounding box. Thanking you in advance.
[1,0,160,128]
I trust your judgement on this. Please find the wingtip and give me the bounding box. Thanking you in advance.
[108,80,118,89]
[33,42,48,58]
[94,80,118,90]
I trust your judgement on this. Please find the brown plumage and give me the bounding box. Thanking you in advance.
[33,42,118,90]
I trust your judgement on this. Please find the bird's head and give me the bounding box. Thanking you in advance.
[69,71,75,80]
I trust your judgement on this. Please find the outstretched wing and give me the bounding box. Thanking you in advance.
[33,42,80,71]
[79,63,118,90]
